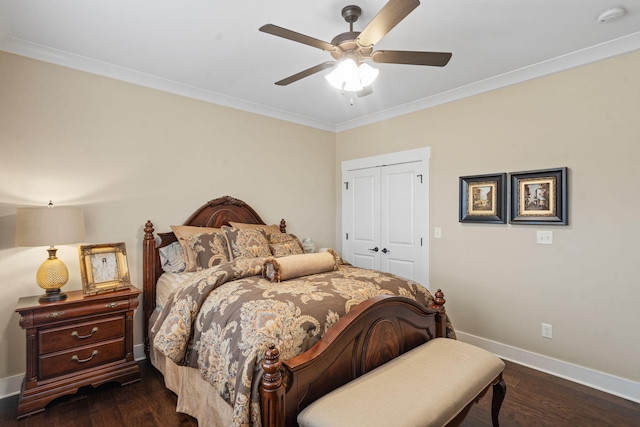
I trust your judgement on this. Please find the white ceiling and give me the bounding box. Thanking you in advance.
[1,0,639,132]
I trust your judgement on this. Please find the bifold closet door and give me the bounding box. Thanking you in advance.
[342,167,381,271]
[343,161,427,285]
[379,162,427,285]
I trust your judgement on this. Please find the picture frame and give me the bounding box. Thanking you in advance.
[459,173,507,223]
[510,167,568,225]
[79,242,131,295]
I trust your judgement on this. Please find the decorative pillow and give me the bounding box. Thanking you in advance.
[158,241,186,273]
[171,225,221,272]
[187,232,230,271]
[222,226,271,260]
[267,233,304,258]
[229,221,282,235]
[262,250,340,283]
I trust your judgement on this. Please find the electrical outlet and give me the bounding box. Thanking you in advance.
[542,323,553,339]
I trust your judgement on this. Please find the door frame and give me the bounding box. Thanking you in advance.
[341,147,431,287]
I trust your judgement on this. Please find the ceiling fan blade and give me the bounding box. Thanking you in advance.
[371,50,452,67]
[260,24,337,52]
[357,0,420,48]
[275,61,336,86]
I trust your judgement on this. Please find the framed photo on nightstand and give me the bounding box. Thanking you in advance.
[79,242,131,294]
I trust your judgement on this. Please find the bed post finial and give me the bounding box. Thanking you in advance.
[433,288,446,308]
[260,344,285,427]
[430,289,447,338]
[279,219,287,234]
[144,220,155,240]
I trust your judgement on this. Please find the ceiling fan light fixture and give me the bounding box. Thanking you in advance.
[358,63,379,87]
[344,78,364,92]
[325,58,358,89]
[325,58,378,92]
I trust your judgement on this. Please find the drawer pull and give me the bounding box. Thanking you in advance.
[71,327,98,339]
[47,311,64,318]
[71,350,98,363]
[105,302,118,308]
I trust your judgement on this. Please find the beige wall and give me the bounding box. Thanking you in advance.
[0,52,336,380]
[336,50,640,382]
[1,47,639,389]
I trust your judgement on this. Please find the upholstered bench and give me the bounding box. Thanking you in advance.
[297,338,506,427]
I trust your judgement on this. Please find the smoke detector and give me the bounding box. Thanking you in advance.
[597,6,626,23]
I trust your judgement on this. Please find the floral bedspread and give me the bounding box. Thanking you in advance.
[151,257,450,427]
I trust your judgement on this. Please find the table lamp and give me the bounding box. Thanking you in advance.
[16,201,85,302]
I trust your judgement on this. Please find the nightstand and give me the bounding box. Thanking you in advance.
[15,286,142,418]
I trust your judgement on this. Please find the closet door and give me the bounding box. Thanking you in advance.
[380,162,427,285]
[342,167,381,271]
[342,156,428,286]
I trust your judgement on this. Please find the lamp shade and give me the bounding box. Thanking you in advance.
[16,206,85,247]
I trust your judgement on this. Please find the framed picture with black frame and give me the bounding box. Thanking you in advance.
[510,167,568,225]
[459,173,507,224]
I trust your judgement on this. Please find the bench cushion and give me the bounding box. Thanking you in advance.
[297,338,505,427]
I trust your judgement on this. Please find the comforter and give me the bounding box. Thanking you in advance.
[151,256,451,426]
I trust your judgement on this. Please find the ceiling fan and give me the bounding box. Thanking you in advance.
[259,0,452,90]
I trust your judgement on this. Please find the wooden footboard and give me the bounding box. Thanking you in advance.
[261,293,447,427]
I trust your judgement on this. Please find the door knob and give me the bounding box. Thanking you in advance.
[368,247,379,252]
[381,248,390,254]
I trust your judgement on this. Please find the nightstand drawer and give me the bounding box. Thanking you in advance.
[31,298,132,326]
[39,316,125,354]
[39,338,125,379]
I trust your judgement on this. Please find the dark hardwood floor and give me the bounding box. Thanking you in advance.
[461,361,640,427]
[1,360,639,426]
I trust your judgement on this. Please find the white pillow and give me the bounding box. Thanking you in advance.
[159,241,186,273]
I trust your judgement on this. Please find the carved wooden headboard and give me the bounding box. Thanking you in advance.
[142,195,286,354]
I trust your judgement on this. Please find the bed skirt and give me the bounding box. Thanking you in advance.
[151,341,233,426]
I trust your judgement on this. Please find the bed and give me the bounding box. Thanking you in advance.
[143,196,452,427]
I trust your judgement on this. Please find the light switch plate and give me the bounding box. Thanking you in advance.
[536,231,553,245]
[542,323,553,339]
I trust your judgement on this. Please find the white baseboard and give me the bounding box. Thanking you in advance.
[0,344,147,400]
[0,373,23,399]
[134,343,146,361]
[457,331,640,404]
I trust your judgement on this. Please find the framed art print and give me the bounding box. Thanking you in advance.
[510,167,568,225]
[79,242,131,294]
[459,173,507,223]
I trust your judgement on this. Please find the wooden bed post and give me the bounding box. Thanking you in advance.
[429,288,447,338]
[143,220,157,358]
[260,344,285,427]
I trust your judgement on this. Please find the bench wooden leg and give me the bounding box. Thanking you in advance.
[491,375,507,427]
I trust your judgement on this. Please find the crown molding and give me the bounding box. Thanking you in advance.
[1,31,639,133]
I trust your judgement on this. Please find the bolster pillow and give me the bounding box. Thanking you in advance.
[263,250,339,282]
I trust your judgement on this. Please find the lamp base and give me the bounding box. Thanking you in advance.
[39,289,67,303]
